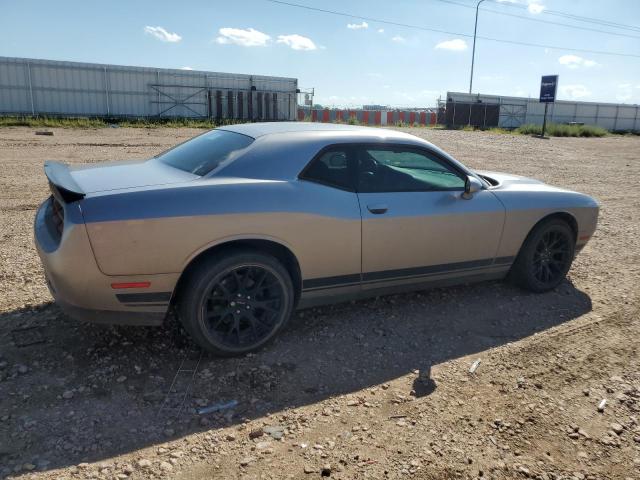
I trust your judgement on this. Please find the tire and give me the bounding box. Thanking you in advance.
[509,219,575,293]
[178,250,295,356]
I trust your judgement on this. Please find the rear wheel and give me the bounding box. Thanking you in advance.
[178,250,294,356]
[510,219,575,292]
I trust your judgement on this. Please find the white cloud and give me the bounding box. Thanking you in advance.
[528,1,545,14]
[276,34,317,51]
[496,0,518,3]
[216,27,270,47]
[377,28,385,33]
[144,26,182,43]
[435,38,468,51]
[616,84,638,103]
[391,35,406,43]
[560,84,591,99]
[180,66,193,70]
[347,21,368,30]
[558,54,599,68]
[367,72,382,78]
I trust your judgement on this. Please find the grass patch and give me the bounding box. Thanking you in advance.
[516,123,607,137]
[0,116,108,128]
[486,127,514,134]
[0,116,239,129]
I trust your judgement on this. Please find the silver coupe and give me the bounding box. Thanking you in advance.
[35,122,599,355]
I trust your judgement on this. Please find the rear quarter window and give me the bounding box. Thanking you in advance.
[157,130,254,176]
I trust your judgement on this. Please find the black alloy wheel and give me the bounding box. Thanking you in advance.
[510,219,575,293]
[179,251,294,356]
[199,265,286,350]
[531,229,572,285]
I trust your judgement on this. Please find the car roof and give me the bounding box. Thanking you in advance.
[218,121,418,140]
[213,121,476,182]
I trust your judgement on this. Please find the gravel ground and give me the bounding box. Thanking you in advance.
[0,126,639,480]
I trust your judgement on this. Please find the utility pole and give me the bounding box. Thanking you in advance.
[469,0,486,94]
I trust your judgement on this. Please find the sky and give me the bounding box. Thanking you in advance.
[1,0,639,107]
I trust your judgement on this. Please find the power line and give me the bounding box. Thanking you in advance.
[485,0,640,33]
[265,0,640,58]
[434,0,640,39]
[266,0,472,37]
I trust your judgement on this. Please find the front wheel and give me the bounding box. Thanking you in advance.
[178,250,295,356]
[509,219,575,293]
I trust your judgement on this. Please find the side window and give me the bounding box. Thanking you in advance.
[300,148,353,191]
[357,146,466,193]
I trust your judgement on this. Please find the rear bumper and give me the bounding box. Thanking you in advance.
[34,198,176,326]
[54,295,166,326]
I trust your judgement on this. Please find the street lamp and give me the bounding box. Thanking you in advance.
[469,0,486,94]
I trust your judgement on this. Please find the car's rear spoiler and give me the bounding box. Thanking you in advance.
[44,161,85,203]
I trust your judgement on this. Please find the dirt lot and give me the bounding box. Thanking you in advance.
[0,126,639,480]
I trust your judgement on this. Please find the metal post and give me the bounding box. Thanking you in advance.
[452,101,456,127]
[634,106,639,133]
[103,66,110,116]
[26,62,35,116]
[613,105,619,131]
[469,0,486,94]
[541,102,549,138]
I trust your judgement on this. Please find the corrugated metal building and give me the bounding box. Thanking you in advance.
[444,91,640,131]
[0,56,298,120]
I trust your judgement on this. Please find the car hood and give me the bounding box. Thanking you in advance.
[68,159,198,194]
[475,170,545,187]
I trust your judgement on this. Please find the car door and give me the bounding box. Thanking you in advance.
[356,144,506,291]
[296,145,362,303]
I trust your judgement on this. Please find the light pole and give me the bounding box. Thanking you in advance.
[469,0,486,94]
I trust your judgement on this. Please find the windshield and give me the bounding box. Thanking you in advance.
[157,129,254,176]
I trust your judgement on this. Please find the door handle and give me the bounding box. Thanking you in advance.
[367,204,388,214]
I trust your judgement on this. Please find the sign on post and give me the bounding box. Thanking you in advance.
[539,75,558,137]
[539,75,558,103]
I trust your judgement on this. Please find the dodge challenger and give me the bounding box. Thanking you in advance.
[34,122,599,355]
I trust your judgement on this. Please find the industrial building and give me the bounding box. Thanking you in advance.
[444,91,640,131]
[0,56,299,121]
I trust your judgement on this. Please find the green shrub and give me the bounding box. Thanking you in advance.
[516,123,607,137]
[347,116,359,125]
[485,127,513,134]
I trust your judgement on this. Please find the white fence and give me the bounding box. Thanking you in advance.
[447,91,640,131]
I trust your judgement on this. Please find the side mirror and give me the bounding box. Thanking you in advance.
[462,175,483,199]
